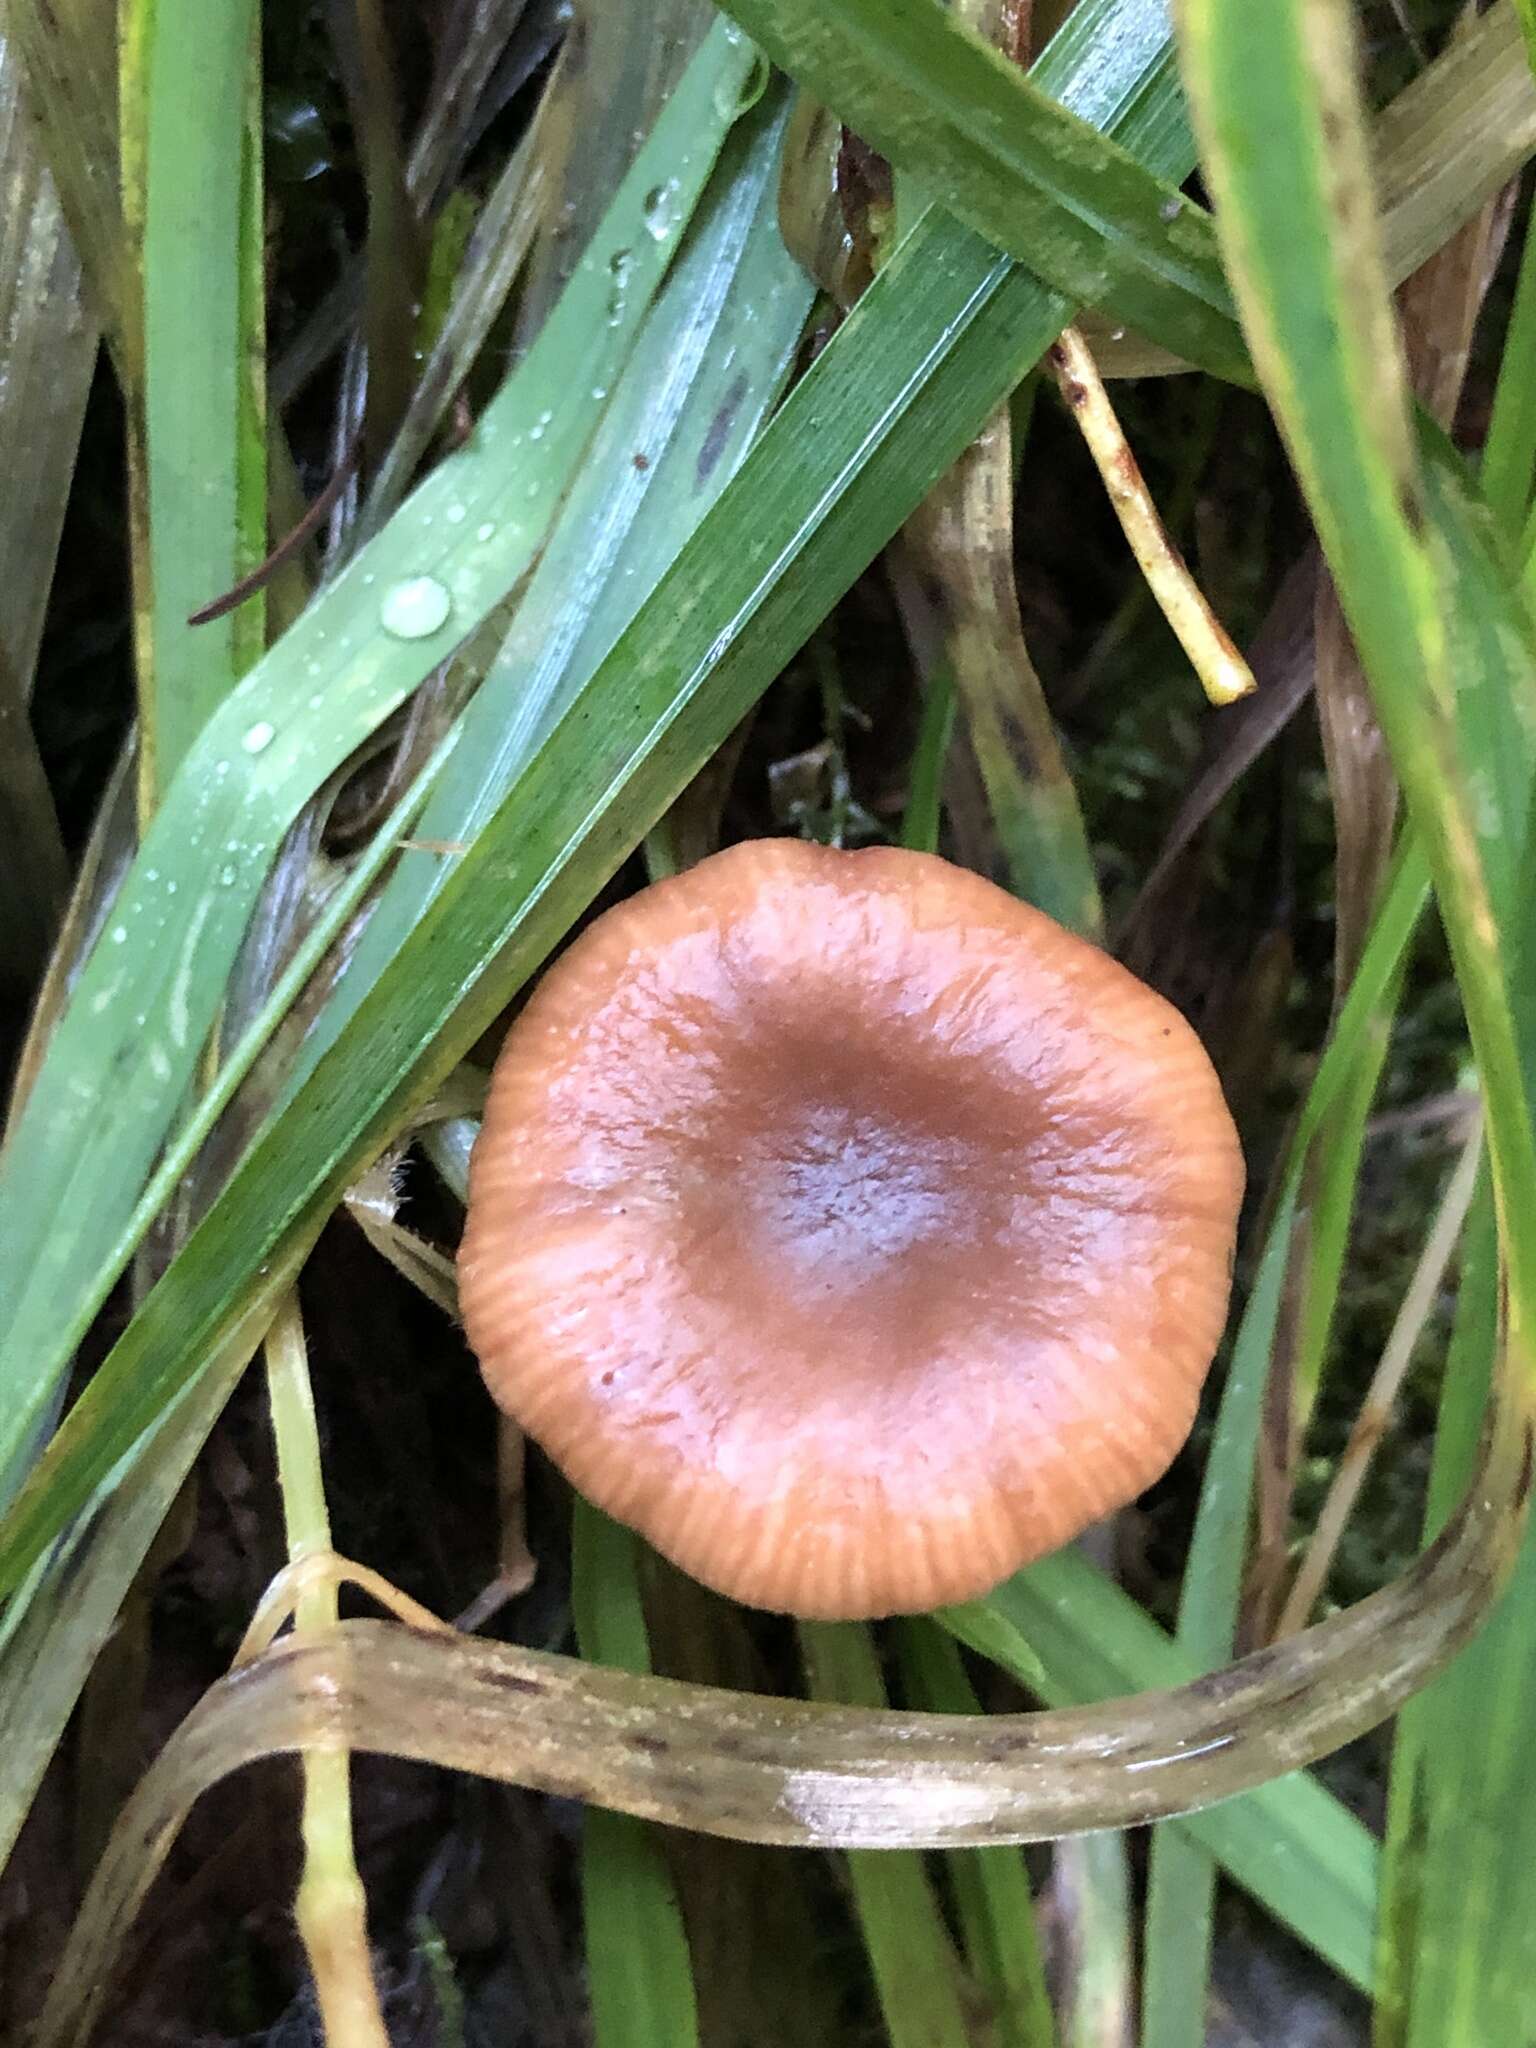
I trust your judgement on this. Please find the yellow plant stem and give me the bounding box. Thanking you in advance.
[264,1291,389,2048]
[1049,324,1255,706]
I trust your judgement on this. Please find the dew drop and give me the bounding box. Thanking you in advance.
[242,720,276,754]
[476,521,496,542]
[605,247,633,324]
[445,502,467,525]
[1160,195,1182,223]
[218,864,238,887]
[642,181,677,242]
[380,574,453,640]
[109,925,127,944]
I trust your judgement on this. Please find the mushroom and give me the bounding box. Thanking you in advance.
[458,840,1244,1621]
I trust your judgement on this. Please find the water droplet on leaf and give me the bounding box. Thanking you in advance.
[380,575,452,640]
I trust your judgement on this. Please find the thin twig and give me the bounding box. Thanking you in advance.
[1049,325,1255,706]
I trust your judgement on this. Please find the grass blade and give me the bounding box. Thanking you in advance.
[800,1622,976,2048]
[895,1619,1057,2048]
[573,1504,699,2048]
[716,0,1247,382]
[300,87,811,1073]
[122,0,266,800]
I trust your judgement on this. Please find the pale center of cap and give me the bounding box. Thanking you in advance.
[738,1100,972,1278]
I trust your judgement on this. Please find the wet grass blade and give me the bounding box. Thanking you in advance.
[713,0,1249,382]
[301,88,812,1073]
[573,1504,699,2048]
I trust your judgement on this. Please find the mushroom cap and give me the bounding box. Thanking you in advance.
[459,840,1243,1621]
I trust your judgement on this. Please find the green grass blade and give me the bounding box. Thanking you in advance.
[715,0,1250,384]
[122,0,265,800]
[800,1622,975,2048]
[899,666,958,853]
[572,1503,699,2048]
[0,18,759,1502]
[1479,209,1536,535]
[895,1620,1057,2048]
[0,0,1197,1590]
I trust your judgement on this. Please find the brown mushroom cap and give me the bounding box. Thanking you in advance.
[459,840,1243,1621]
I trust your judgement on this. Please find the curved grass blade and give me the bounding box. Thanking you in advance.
[713,0,1248,382]
[0,17,760,1501]
[36,1510,1533,2048]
